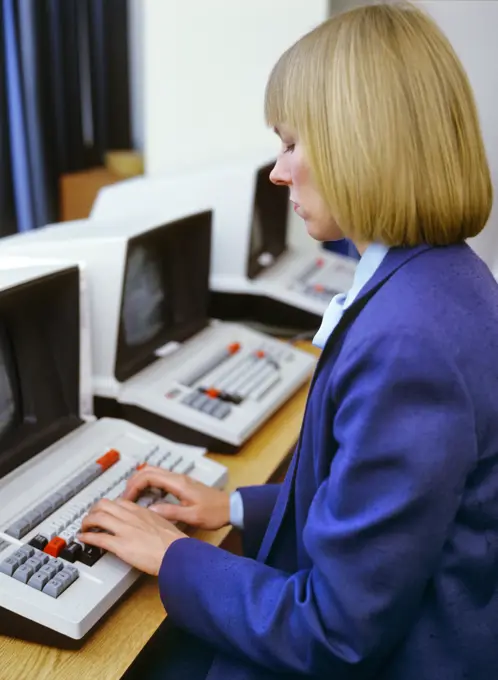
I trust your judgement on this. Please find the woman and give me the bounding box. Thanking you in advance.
[80,3,498,679]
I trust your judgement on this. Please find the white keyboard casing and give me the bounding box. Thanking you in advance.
[115,321,316,449]
[0,417,227,640]
[212,250,356,317]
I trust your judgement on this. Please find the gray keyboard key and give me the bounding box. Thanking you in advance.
[181,391,198,406]
[5,520,30,540]
[0,556,21,576]
[13,564,35,584]
[39,563,57,580]
[58,569,76,590]
[191,393,210,410]
[17,545,35,560]
[62,565,79,583]
[200,398,221,416]
[0,540,9,555]
[50,558,64,573]
[43,576,66,598]
[25,555,45,572]
[12,549,29,565]
[49,492,65,510]
[28,571,50,591]
[212,402,232,420]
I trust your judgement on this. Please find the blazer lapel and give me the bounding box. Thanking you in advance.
[257,244,434,564]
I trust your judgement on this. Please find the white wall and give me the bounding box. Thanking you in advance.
[142,0,327,175]
[140,0,328,251]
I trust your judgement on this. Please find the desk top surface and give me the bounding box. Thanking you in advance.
[1,341,318,680]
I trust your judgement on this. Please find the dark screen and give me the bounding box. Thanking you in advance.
[115,212,212,382]
[246,161,289,279]
[0,268,82,481]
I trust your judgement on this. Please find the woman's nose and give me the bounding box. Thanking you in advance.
[269,157,291,186]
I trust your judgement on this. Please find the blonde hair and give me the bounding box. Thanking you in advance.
[265,2,492,246]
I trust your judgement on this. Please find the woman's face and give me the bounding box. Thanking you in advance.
[269,124,343,242]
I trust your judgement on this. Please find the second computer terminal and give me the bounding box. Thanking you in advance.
[91,155,357,331]
[0,208,317,453]
[0,260,227,644]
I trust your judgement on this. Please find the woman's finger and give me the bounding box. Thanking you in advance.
[149,502,198,525]
[122,469,194,502]
[80,509,124,535]
[77,530,119,553]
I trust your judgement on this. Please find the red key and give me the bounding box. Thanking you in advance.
[96,448,120,471]
[227,342,241,355]
[256,350,266,359]
[44,537,67,558]
[316,258,325,267]
[314,284,325,293]
[136,463,147,471]
[206,388,221,399]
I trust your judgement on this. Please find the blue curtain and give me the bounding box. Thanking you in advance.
[0,0,131,234]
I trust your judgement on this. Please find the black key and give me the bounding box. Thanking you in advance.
[60,542,82,564]
[29,534,48,551]
[78,544,104,566]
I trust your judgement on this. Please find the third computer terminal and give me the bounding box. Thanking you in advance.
[0,207,317,453]
[0,260,227,643]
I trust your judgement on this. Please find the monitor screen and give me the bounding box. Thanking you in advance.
[246,161,289,279]
[0,341,16,439]
[115,212,212,382]
[0,267,82,481]
[122,245,167,347]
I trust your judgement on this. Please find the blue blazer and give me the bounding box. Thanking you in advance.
[159,244,498,679]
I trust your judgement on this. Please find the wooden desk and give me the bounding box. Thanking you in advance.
[1,342,318,680]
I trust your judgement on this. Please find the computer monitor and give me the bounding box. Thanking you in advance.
[0,262,81,481]
[114,214,211,382]
[0,208,212,402]
[246,161,288,279]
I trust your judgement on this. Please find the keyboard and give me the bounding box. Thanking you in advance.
[0,417,227,642]
[252,249,356,316]
[113,321,317,452]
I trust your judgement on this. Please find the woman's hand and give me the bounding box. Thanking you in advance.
[78,498,186,575]
[121,466,231,530]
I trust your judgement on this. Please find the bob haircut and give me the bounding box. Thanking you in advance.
[265,2,493,247]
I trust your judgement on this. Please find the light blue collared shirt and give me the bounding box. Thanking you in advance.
[313,243,389,348]
[230,243,389,529]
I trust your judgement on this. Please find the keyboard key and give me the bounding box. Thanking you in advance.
[212,402,231,420]
[50,558,65,573]
[5,520,30,540]
[43,576,66,598]
[60,542,82,563]
[57,569,75,591]
[0,556,21,577]
[28,571,50,591]
[96,449,120,471]
[25,555,45,572]
[44,537,67,558]
[78,544,104,567]
[16,545,35,560]
[12,549,29,565]
[0,539,9,555]
[29,534,49,551]
[38,563,57,580]
[13,564,35,584]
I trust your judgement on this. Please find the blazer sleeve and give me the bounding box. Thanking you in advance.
[158,329,476,678]
[237,484,281,558]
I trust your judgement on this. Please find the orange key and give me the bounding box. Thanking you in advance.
[206,388,221,399]
[44,537,67,558]
[256,351,266,359]
[314,284,325,293]
[227,342,241,355]
[96,448,120,471]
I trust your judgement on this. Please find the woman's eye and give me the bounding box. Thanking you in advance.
[284,144,295,154]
